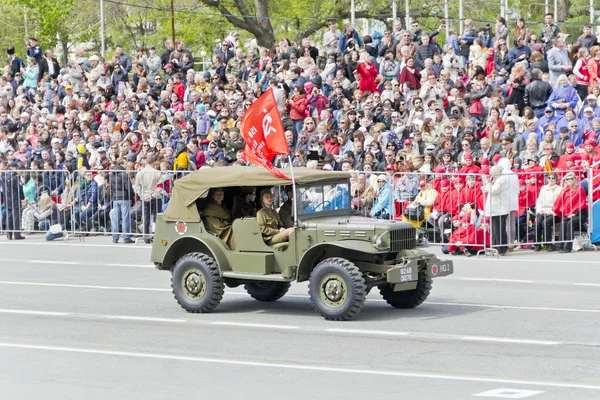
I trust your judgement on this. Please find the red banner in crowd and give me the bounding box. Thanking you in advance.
[241,88,291,180]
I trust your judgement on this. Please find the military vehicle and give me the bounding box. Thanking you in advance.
[151,167,454,320]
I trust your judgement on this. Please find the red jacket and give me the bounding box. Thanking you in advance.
[553,185,588,217]
[448,224,484,251]
[518,186,537,215]
[461,185,484,211]
[286,94,307,120]
[432,189,455,214]
[357,62,380,93]
[400,66,421,90]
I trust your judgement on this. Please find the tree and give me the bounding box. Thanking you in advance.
[14,0,99,65]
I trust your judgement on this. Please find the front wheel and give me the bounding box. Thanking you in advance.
[308,257,366,321]
[244,281,291,302]
[171,252,224,313]
[378,268,432,309]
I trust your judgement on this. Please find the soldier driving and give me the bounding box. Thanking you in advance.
[278,186,294,228]
[257,188,294,245]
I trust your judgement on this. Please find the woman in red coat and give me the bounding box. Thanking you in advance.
[553,172,588,253]
[285,86,308,136]
[399,56,421,90]
[356,52,380,94]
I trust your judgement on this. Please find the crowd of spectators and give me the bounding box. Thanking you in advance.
[0,15,598,249]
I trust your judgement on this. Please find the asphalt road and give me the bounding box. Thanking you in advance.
[0,236,599,399]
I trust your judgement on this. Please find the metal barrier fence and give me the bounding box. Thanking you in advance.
[0,165,598,254]
[373,168,599,256]
[0,168,175,243]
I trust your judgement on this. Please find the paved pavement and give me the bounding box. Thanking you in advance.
[0,235,599,399]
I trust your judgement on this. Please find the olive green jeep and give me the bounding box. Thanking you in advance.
[151,166,453,321]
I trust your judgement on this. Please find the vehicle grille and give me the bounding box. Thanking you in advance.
[389,227,416,252]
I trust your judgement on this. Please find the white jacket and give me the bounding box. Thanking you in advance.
[498,158,519,212]
[535,184,562,215]
[483,174,511,216]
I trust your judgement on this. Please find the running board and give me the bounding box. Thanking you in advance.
[222,271,293,282]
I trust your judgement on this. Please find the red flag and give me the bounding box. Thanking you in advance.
[241,88,291,180]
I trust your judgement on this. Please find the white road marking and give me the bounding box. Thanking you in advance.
[461,336,559,346]
[0,280,169,292]
[210,321,300,330]
[29,260,80,265]
[326,328,410,336]
[1,342,599,391]
[428,301,600,314]
[473,388,545,398]
[457,278,534,283]
[0,308,69,316]
[573,283,600,287]
[0,242,151,249]
[106,263,155,268]
[108,316,186,323]
[1,280,599,314]
[0,258,154,269]
[459,257,600,265]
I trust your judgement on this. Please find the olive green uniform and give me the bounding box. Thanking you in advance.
[232,196,256,220]
[257,207,286,245]
[202,201,236,249]
[278,199,294,229]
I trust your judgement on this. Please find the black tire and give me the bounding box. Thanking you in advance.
[244,281,291,302]
[378,268,432,309]
[308,257,366,321]
[171,252,224,313]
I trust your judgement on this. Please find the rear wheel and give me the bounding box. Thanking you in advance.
[244,281,291,302]
[171,252,224,313]
[308,257,366,321]
[379,268,432,309]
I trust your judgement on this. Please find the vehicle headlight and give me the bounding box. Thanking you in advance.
[373,233,387,249]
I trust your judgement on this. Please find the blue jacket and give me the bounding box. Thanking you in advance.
[506,45,531,70]
[43,171,64,194]
[194,112,211,138]
[535,115,559,141]
[578,104,600,119]
[555,115,581,132]
[371,181,393,218]
[339,31,363,54]
[547,85,579,118]
[80,180,99,207]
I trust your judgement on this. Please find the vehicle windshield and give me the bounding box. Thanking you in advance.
[297,182,351,215]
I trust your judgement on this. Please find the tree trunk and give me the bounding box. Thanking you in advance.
[60,37,69,67]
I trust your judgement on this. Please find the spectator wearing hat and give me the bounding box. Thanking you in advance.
[371,174,392,219]
[499,136,518,160]
[578,94,600,119]
[554,127,572,156]
[553,171,588,253]
[442,214,482,256]
[7,46,24,77]
[25,37,42,64]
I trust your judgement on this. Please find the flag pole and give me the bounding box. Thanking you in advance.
[287,155,298,228]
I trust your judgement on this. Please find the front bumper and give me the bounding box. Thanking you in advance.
[386,249,454,284]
